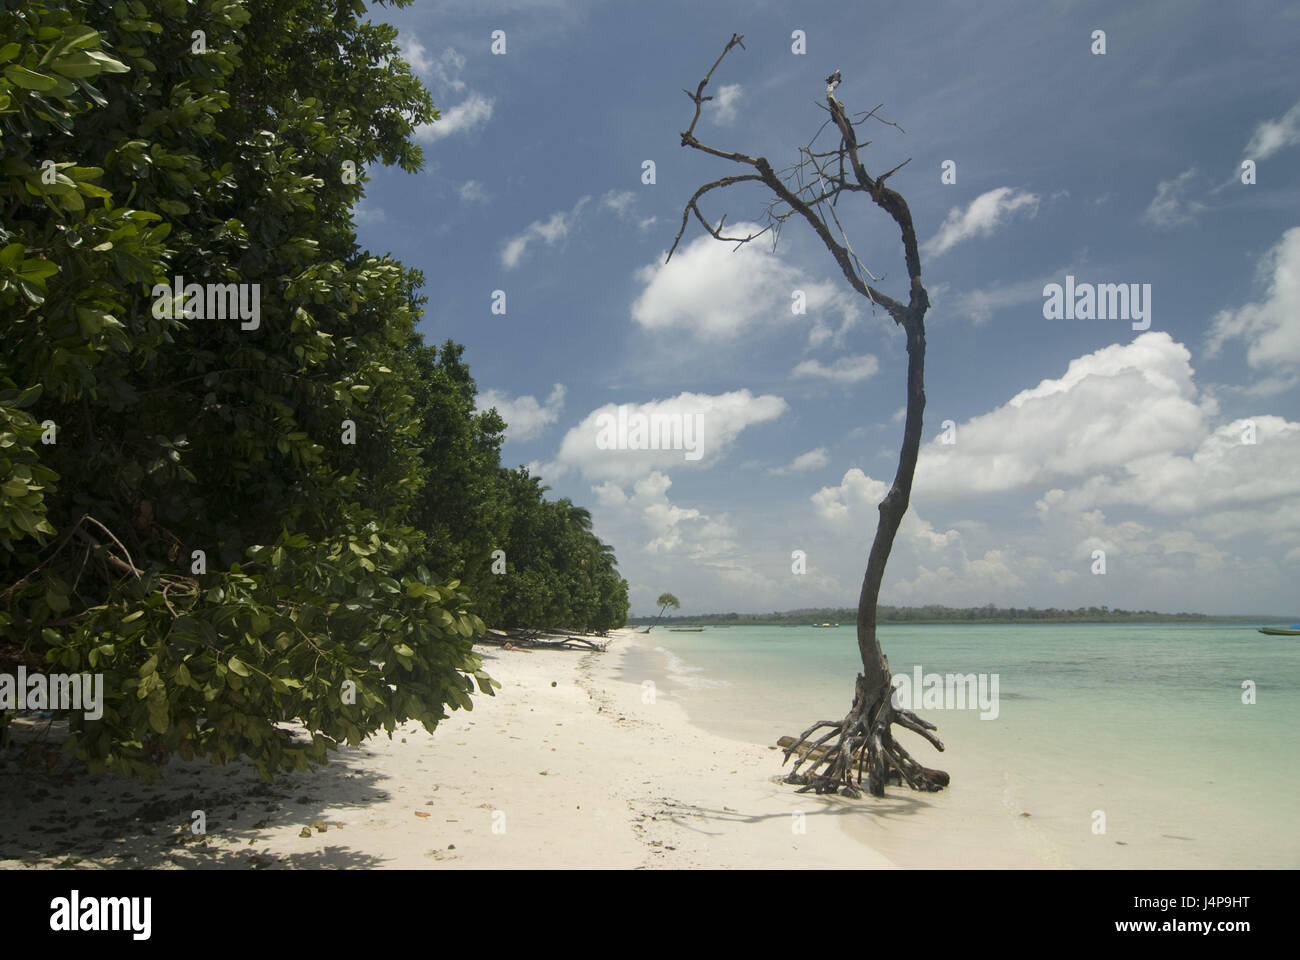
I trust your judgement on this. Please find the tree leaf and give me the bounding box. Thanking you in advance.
[4,64,60,91]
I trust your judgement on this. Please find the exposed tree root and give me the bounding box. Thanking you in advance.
[781,673,948,798]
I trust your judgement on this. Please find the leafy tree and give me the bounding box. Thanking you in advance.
[406,339,508,588]
[1,0,498,779]
[645,592,680,632]
[473,469,627,633]
[401,342,629,635]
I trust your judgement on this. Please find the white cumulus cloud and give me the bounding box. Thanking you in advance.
[914,332,1212,499]
[770,447,830,475]
[475,384,566,442]
[415,92,494,143]
[1243,99,1300,160]
[707,83,742,125]
[923,187,1039,258]
[1206,226,1300,375]
[459,180,488,203]
[501,197,590,269]
[632,226,858,343]
[1143,168,1206,227]
[600,189,636,218]
[792,354,879,383]
[552,390,787,482]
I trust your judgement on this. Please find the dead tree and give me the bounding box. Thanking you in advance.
[669,35,948,798]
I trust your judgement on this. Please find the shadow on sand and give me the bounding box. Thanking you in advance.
[0,718,403,870]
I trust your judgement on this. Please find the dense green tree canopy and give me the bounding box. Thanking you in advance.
[0,0,627,779]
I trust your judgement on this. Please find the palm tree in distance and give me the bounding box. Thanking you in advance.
[645,592,680,632]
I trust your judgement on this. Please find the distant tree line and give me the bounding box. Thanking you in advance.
[405,340,629,634]
[629,604,1229,625]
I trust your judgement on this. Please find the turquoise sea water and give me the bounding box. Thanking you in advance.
[622,623,1300,867]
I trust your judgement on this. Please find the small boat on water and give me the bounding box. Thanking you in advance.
[1258,625,1300,636]
[670,628,704,632]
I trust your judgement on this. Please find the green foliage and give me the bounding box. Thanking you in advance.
[405,343,629,634]
[1,0,626,778]
[483,470,628,632]
[642,591,679,632]
[0,0,520,779]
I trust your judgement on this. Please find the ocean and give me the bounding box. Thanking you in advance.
[621,622,1300,868]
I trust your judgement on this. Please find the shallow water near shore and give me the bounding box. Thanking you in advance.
[623,623,1300,868]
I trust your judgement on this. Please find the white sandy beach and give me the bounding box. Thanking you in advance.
[1,627,1100,869]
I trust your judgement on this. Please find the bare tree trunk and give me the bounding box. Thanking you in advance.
[857,320,924,696]
[671,35,947,797]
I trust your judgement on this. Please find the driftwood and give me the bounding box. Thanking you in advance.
[478,628,608,653]
[776,734,836,765]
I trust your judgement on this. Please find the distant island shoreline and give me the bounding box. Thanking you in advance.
[627,605,1294,626]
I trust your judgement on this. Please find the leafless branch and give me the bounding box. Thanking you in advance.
[668,39,925,323]
[667,174,766,261]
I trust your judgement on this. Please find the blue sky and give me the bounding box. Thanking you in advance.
[356,0,1300,616]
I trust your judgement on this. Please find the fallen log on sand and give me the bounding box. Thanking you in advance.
[479,628,608,653]
[776,735,834,765]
